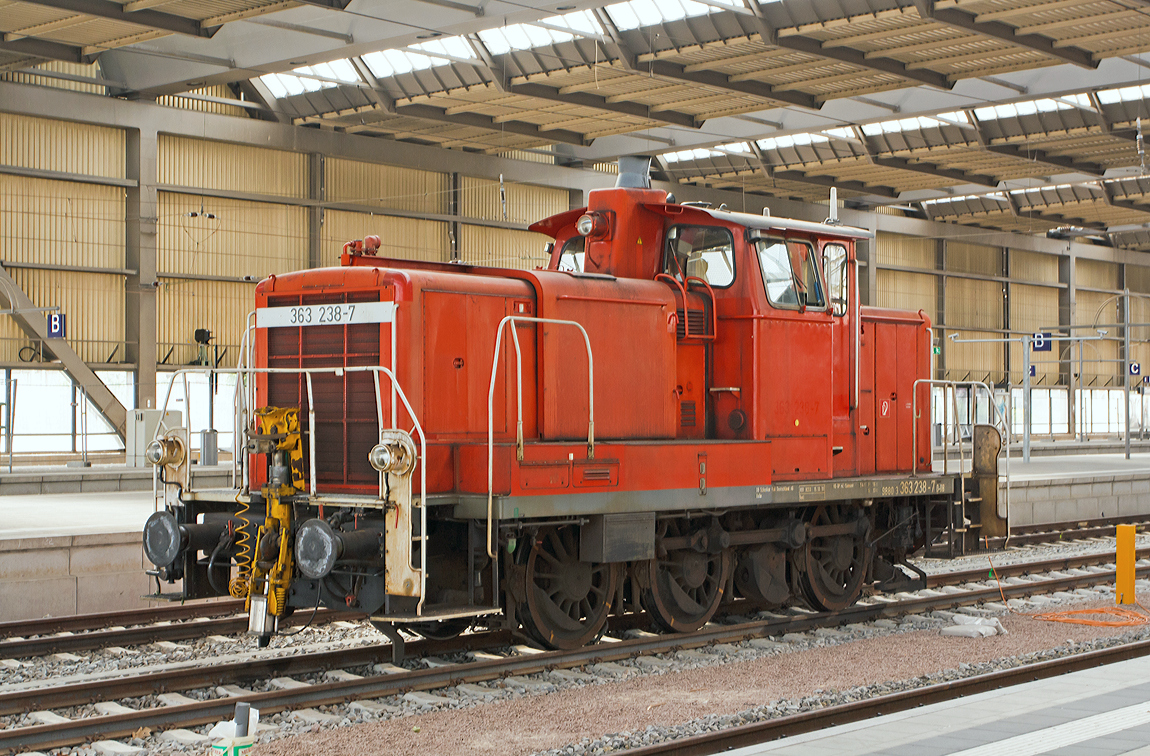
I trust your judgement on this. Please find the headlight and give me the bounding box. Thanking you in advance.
[576,212,608,238]
[145,437,185,467]
[368,441,413,475]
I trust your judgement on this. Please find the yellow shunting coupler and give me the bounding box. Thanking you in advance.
[1117,523,1136,605]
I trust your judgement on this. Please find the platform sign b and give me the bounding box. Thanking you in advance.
[46,313,65,339]
[1032,332,1052,352]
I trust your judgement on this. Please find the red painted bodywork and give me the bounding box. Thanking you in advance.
[252,187,931,505]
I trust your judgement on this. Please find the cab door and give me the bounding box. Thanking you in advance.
[822,242,856,476]
[752,235,834,480]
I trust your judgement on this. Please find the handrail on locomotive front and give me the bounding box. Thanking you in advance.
[487,316,595,559]
[911,378,1011,544]
[153,361,432,615]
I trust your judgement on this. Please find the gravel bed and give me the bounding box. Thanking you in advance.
[912,531,1150,576]
[240,586,1146,756]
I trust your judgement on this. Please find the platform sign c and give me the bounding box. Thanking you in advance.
[1131,362,1142,377]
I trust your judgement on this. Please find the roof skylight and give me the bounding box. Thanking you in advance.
[363,37,474,79]
[479,9,602,54]
[972,94,1091,121]
[1097,83,1150,105]
[757,132,829,151]
[921,192,1009,206]
[860,112,969,136]
[606,0,744,32]
[260,59,360,98]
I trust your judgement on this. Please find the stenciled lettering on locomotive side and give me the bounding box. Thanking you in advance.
[798,483,826,500]
[896,478,943,496]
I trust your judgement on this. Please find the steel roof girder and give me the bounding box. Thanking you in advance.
[508,82,700,129]
[0,36,90,63]
[16,0,216,38]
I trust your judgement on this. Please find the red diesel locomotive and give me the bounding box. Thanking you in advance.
[143,158,1003,649]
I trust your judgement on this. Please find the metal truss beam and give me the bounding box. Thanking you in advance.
[509,82,700,129]
[0,36,89,63]
[0,265,127,438]
[962,108,1107,177]
[17,0,217,38]
[1004,191,1105,230]
[871,154,999,188]
[1100,180,1150,217]
[914,1,1097,70]
[290,0,352,8]
[593,8,817,111]
[392,103,588,146]
[747,140,898,198]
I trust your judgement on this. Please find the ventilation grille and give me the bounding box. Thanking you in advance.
[680,400,697,427]
[265,291,381,491]
[676,308,709,339]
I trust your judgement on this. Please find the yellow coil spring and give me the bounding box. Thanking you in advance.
[229,493,253,599]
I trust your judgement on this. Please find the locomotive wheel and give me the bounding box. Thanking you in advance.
[798,504,872,612]
[642,520,731,633]
[520,525,619,650]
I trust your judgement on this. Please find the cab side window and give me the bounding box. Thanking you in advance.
[754,238,826,311]
[665,226,735,287]
[557,236,585,272]
[823,243,849,316]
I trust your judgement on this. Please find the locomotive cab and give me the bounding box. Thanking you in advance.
[142,157,1005,652]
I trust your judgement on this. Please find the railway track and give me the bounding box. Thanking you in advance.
[2,541,1141,661]
[1,551,1145,754]
[616,638,1150,756]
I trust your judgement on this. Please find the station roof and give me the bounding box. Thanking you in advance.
[5,0,1150,249]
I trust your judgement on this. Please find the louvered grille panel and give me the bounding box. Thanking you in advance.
[264,291,382,491]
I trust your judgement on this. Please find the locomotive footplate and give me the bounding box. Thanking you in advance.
[452,473,956,520]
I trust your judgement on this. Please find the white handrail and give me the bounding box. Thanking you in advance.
[486,316,595,559]
[912,378,1012,544]
[155,363,431,614]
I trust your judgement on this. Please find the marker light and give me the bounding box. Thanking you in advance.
[576,212,608,238]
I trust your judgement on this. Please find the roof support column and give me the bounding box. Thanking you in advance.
[1059,247,1076,438]
[308,152,324,269]
[1002,247,1010,389]
[126,127,158,412]
[450,172,461,262]
[936,239,947,381]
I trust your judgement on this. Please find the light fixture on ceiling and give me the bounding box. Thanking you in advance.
[290,60,306,66]
[416,32,443,39]
[556,4,576,9]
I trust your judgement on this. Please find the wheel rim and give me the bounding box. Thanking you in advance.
[643,520,731,633]
[800,505,871,611]
[521,525,619,649]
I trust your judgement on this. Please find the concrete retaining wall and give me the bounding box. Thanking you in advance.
[1005,474,1150,528]
[0,532,157,621]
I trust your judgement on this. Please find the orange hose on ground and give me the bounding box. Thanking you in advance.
[986,555,1150,627]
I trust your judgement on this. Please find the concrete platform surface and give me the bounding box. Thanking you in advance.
[0,490,154,539]
[733,654,1150,756]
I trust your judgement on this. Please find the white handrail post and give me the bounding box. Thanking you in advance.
[304,372,317,497]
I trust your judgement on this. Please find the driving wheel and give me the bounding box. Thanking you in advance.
[641,519,731,633]
[798,504,872,611]
[520,525,620,649]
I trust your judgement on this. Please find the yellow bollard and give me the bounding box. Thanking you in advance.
[1117,523,1136,605]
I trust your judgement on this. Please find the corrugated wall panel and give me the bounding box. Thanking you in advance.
[1077,259,1119,290]
[875,233,934,269]
[326,159,448,214]
[0,61,105,94]
[1009,249,1059,283]
[1074,289,1120,383]
[322,211,448,263]
[458,226,552,270]
[946,241,1000,276]
[1,175,124,269]
[945,278,1003,331]
[875,269,937,319]
[0,113,124,179]
[158,136,305,198]
[158,192,307,278]
[1127,265,1150,294]
[1127,297,1150,387]
[0,269,123,363]
[1009,284,1060,382]
[945,330,1003,383]
[157,279,254,365]
[459,177,568,225]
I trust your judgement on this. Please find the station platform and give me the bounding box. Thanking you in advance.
[733,654,1150,756]
[0,463,233,623]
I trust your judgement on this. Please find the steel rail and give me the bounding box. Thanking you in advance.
[0,599,245,639]
[616,639,1150,756]
[0,609,362,659]
[3,546,1143,660]
[1,562,1143,753]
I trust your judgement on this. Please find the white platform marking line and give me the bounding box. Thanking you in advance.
[947,701,1150,756]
